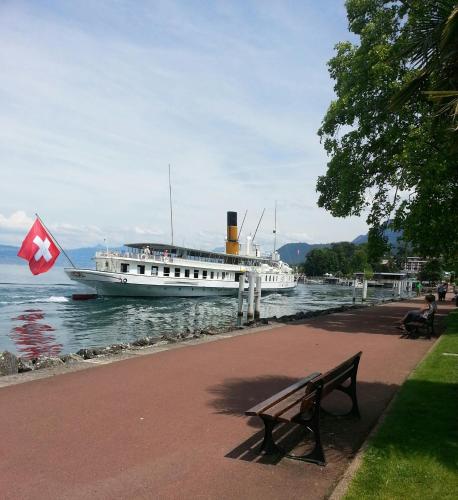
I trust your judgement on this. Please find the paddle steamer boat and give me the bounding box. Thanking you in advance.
[65,212,297,297]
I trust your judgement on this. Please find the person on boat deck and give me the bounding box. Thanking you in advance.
[144,245,151,256]
[396,294,437,331]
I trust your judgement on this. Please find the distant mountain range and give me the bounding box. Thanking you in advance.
[277,227,403,265]
[0,226,404,268]
[352,227,403,247]
[0,244,104,268]
[276,243,326,266]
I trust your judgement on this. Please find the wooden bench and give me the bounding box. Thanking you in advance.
[245,352,362,466]
[403,312,435,339]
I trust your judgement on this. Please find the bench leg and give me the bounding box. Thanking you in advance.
[288,402,325,466]
[348,367,361,418]
[406,325,419,339]
[259,417,283,455]
[332,365,361,418]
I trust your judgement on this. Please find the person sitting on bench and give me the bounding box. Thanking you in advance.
[396,294,437,332]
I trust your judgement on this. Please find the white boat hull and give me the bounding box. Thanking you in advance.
[65,269,297,298]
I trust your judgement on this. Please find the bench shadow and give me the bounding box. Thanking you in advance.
[210,375,457,471]
[208,377,400,466]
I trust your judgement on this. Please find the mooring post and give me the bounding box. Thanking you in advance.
[247,272,255,320]
[254,274,262,319]
[362,278,368,302]
[237,273,245,318]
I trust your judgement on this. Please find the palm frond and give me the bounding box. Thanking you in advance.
[389,69,429,111]
[440,6,458,51]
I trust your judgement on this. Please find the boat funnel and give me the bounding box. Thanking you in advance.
[225,211,239,255]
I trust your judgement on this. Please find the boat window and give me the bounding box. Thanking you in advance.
[210,271,214,279]
[164,266,170,277]
[185,269,190,278]
[193,269,199,278]
[151,266,158,276]
[121,263,129,273]
[222,272,226,279]
[174,268,180,277]
[265,275,268,281]
[202,270,207,279]
[137,265,145,275]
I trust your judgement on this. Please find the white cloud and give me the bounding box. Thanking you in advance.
[0,211,34,232]
[0,1,368,251]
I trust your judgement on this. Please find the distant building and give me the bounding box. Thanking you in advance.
[404,257,428,274]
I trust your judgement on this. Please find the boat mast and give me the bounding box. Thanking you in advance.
[237,209,248,240]
[273,201,277,254]
[168,164,174,246]
[252,208,265,243]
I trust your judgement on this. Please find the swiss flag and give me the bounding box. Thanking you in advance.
[17,218,60,275]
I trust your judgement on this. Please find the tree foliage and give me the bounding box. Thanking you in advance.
[317,0,458,260]
[390,2,458,129]
[303,242,375,276]
[419,258,443,282]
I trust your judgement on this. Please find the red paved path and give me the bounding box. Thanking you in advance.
[0,297,454,499]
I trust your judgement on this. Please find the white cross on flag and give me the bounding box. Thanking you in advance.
[18,218,60,275]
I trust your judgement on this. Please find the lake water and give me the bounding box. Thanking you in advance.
[0,264,402,359]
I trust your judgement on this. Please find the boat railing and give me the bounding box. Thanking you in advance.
[95,251,176,262]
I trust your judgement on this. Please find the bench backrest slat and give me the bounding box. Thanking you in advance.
[321,366,354,397]
[313,352,361,387]
[245,372,320,416]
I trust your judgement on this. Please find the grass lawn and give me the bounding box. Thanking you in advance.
[344,310,458,500]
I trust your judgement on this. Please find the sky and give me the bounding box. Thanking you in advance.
[0,0,367,251]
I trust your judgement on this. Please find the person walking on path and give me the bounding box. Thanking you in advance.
[415,281,423,297]
[437,282,448,301]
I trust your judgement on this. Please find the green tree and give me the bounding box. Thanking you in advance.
[419,258,443,282]
[331,242,357,275]
[390,2,458,130]
[303,242,377,276]
[351,246,369,273]
[317,0,458,260]
[303,248,339,276]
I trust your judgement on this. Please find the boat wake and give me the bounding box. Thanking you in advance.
[0,296,69,306]
[45,296,69,303]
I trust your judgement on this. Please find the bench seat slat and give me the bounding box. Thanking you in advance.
[260,385,318,420]
[263,388,319,423]
[245,372,320,416]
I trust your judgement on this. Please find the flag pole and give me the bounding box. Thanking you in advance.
[35,213,76,268]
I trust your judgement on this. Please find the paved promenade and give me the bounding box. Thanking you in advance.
[0,296,454,499]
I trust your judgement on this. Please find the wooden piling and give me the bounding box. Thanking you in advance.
[254,275,261,319]
[247,272,255,320]
[362,278,368,302]
[237,274,245,317]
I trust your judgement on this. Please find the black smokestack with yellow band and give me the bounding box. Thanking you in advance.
[226,211,239,255]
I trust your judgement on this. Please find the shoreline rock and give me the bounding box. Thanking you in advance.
[0,351,18,376]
